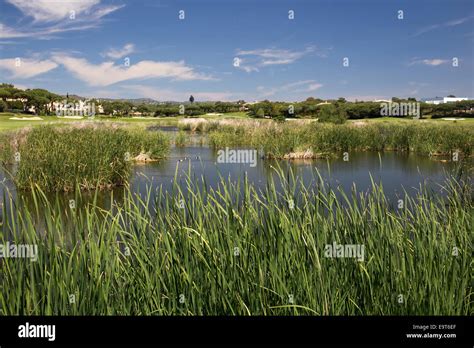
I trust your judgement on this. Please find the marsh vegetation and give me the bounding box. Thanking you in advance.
[0,167,471,315]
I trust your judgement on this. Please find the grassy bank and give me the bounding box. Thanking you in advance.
[0,112,251,132]
[206,122,474,158]
[0,168,471,315]
[0,124,170,191]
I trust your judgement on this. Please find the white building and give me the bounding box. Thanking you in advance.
[5,97,104,114]
[425,97,468,105]
[49,99,104,115]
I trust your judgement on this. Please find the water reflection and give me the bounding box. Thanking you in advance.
[0,144,458,227]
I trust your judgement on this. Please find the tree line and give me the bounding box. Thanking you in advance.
[246,97,474,122]
[0,84,472,120]
[0,84,244,117]
[0,84,63,114]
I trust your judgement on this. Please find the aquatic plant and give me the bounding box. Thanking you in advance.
[0,167,471,315]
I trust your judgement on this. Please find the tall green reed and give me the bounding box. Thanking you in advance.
[0,166,471,315]
[3,125,169,192]
[207,122,473,158]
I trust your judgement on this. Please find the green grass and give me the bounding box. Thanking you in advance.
[1,112,471,133]
[175,131,187,147]
[207,122,474,158]
[0,131,14,164]
[0,113,175,132]
[2,124,170,191]
[0,112,251,132]
[209,111,249,119]
[0,113,78,131]
[347,117,474,124]
[0,166,471,315]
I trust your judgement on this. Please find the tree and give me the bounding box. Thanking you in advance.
[136,104,151,114]
[344,102,380,119]
[432,103,457,118]
[101,101,114,115]
[22,89,61,115]
[110,101,133,116]
[189,95,195,103]
[0,88,12,101]
[7,100,24,110]
[0,100,7,112]
[317,104,347,124]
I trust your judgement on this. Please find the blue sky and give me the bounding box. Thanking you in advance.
[0,0,473,101]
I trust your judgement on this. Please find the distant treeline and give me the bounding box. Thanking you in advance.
[1,83,472,120]
[245,98,474,122]
[150,101,243,117]
[0,83,244,116]
[0,84,63,114]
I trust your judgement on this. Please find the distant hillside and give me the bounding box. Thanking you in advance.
[97,97,163,104]
[62,95,173,104]
[97,97,184,104]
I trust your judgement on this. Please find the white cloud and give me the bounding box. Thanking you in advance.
[236,58,259,73]
[0,0,123,39]
[409,58,449,66]
[307,83,323,92]
[413,24,441,37]
[52,55,214,86]
[0,58,58,78]
[238,47,311,65]
[261,59,295,66]
[257,80,323,98]
[6,0,100,22]
[423,59,449,66]
[413,15,474,36]
[235,46,328,73]
[0,22,99,39]
[102,44,135,59]
[445,16,473,26]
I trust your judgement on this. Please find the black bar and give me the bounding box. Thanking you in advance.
[0,316,472,346]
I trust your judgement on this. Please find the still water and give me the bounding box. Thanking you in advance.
[0,143,457,214]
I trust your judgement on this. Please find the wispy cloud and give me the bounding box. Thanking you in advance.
[52,55,214,86]
[235,58,260,73]
[413,15,474,36]
[0,58,58,78]
[307,83,323,92]
[257,80,323,98]
[102,43,135,59]
[408,58,450,66]
[235,46,328,73]
[6,0,100,22]
[0,0,124,39]
[0,22,101,39]
[406,81,430,96]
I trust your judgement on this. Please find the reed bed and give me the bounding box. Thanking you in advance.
[175,131,187,147]
[207,122,474,158]
[0,132,14,165]
[1,125,170,191]
[0,167,471,315]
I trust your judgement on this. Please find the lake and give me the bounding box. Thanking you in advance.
[0,139,457,218]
